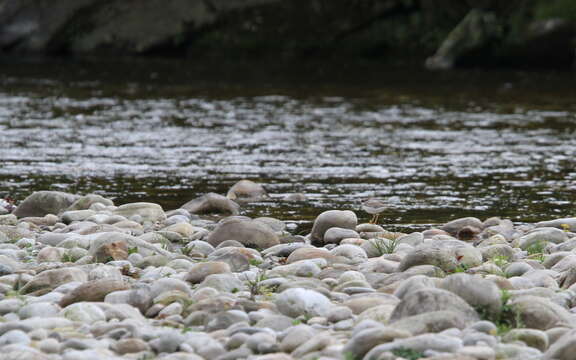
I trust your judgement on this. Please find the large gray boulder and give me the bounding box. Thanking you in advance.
[545,328,576,360]
[356,304,398,325]
[0,0,279,53]
[397,245,458,272]
[279,324,316,353]
[185,261,231,284]
[150,278,192,298]
[13,191,79,218]
[104,285,153,314]
[441,216,483,236]
[495,343,543,360]
[3,344,52,359]
[20,268,88,295]
[503,328,549,352]
[518,228,568,250]
[87,233,129,263]
[275,288,333,318]
[226,180,267,202]
[537,217,576,232]
[206,247,252,272]
[66,194,114,211]
[364,334,463,360]
[181,193,239,216]
[323,227,360,244]
[390,288,479,322]
[509,296,576,330]
[393,275,437,300]
[481,220,519,241]
[61,302,106,324]
[310,210,357,244]
[440,273,502,314]
[343,327,411,360]
[425,9,500,70]
[60,210,97,224]
[88,232,175,259]
[113,202,166,223]
[198,273,243,293]
[59,279,129,307]
[206,217,279,249]
[390,310,471,335]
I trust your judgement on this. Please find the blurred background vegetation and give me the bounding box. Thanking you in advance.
[0,0,574,69]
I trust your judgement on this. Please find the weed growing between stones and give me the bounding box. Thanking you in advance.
[180,242,200,258]
[491,255,510,269]
[5,289,24,300]
[476,289,523,336]
[451,263,470,274]
[343,351,358,360]
[293,313,313,325]
[158,238,171,251]
[243,269,274,300]
[137,354,155,360]
[526,241,547,262]
[148,233,171,251]
[249,258,263,267]
[371,237,399,256]
[181,326,196,334]
[61,252,74,263]
[391,348,426,360]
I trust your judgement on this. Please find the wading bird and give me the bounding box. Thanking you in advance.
[362,198,387,224]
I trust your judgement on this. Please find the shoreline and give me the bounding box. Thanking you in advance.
[0,185,575,359]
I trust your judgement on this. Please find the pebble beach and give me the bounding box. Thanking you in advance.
[1,180,576,360]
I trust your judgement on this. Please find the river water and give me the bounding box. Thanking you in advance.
[1,58,575,231]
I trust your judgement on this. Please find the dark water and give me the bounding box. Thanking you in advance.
[1,58,576,231]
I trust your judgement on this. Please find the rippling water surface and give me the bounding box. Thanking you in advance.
[1,59,575,231]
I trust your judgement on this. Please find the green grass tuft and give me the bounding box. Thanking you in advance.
[476,289,523,336]
[371,237,399,256]
[391,348,425,360]
[492,255,510,269]
[526,241,547,262]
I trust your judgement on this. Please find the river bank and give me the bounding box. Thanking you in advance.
[0,186,576,359]
[1,0,576,70]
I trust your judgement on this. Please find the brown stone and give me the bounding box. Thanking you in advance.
[207,217,279,249]
[185,261,232,284]
[286,247,335,264]
[60,279,129,307]
[115,338,150,354]
[20,267,88,295]
[93,241,128,262]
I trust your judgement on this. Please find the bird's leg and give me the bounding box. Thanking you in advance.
[370,214,380,224]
